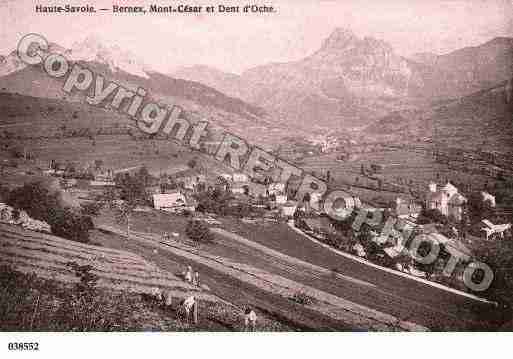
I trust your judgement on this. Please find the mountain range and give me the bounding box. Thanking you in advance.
[174,28,513,129]
[0,36,291,146]
[1,29,512,147]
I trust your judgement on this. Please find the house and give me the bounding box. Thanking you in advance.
[89,180,115,187]
[425,182,467,221]
[180,175,206,191]
[215,175,230,191]
[375,226,404,246]
[233,173,249,183]
[61,178,77,189]
[231,183,248,195]
[310,192,323,211]
[280,201,297,217]
[353,243,367,257]
[481,219,512,240]
[153,192,188,211]
[172,169,206,191]
[268,182,285,196]
[481,191,496,207]
[94,169,114,182]
[448,193,466,221]
[275,194,287,205]
[219,173,233,182]
[383,246,403,259]
[395,198,422,221]
[248,183,267,198]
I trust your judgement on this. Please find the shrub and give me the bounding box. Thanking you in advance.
[185,219,214,244]
[417,208,448,225]
[290,290,316,306]
[0,265,144,331]
[80,202,101,217]
[187,158,197,169]
[48,207,94,243]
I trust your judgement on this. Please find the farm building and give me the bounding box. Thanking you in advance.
[153,192,192,212]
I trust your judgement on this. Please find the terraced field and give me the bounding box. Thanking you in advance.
[0,223,216,302]
[0,222,295,331]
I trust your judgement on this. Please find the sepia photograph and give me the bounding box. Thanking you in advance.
[0,0,512,356]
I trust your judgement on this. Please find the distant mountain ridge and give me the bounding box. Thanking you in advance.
[67,35,151,79]
[173,29,513,129]
[364,78,513,153]
[175,28,424,128]
[0,38,268,125]
[411,37,513,99]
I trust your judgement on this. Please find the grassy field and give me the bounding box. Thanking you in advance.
[302,148,494,205]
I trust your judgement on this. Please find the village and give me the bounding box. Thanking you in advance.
[2,138,512,301]
[3,3,513,353]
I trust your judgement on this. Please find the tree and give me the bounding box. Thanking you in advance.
[187,158,198,169]
[134,166,152,188]
[7,182,60,221]
[417,208,449,225]
[97,187,138,239]
[185,219,213,244]
[7,182,94,243]
[114,201,137,239]
[48,207,94,243]
[80,202,101,217]
[467,191,494,222]
[115,172,150,206]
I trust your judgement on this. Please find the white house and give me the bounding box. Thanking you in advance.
[310,192,323,211]
[231,183,247,195]
[481,191,496,207]
[425,182,467,221]
[219,173,233,182]
[481,219,512,240]
[90,180,115,187]
[153,192,187,211]
[275,194,287,204]
[233,173,249,183]
[249,183,267,198]
[268,182,285,196]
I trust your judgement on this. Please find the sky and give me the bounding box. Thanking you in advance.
[1,0,512,74]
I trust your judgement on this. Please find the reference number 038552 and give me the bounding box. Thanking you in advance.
[8,342,39,351]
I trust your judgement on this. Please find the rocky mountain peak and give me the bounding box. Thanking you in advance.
[320,28,359,51]
[68,35,151,78]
